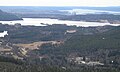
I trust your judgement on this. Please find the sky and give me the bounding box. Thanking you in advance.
[0,0,120,7]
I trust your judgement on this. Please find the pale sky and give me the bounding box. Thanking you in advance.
[0,0,120,7]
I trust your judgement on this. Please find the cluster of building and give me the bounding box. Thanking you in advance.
[0,41,13,56]
[67,56,104,66]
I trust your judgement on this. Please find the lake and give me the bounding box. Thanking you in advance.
[0,18,120,27]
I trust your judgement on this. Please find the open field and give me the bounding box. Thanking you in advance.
[14,41,62,50]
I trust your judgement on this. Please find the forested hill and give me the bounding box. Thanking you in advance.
[40,26,120,57]
[0,24,120,72]
[59,26,120,53]
[0,9,22,21]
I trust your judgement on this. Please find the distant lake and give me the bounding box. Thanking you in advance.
[0,18,120,27]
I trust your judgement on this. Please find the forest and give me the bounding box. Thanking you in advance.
[0,23,120,72]
[0,9,22,21]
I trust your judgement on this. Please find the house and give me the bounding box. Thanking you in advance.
[65,30,77,35]
[66,30,76,33]
[87,61,104,66]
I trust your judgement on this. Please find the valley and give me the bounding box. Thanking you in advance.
[0,6,120,72]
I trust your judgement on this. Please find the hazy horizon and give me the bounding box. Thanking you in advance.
[0,0,120,7]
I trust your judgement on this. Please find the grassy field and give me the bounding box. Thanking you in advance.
[14,41,61,50]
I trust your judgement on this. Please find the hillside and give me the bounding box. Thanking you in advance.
[0,9,22,21]
[0,24,120,71]
[63,26,120,50]
[58,14,120,24]
[35,26,120,67]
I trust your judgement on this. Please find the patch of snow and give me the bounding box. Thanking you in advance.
[0,31,8,38]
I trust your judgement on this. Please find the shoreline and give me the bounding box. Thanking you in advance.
[0,18,120,27]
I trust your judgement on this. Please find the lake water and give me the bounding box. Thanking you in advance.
[0,18,120,27]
